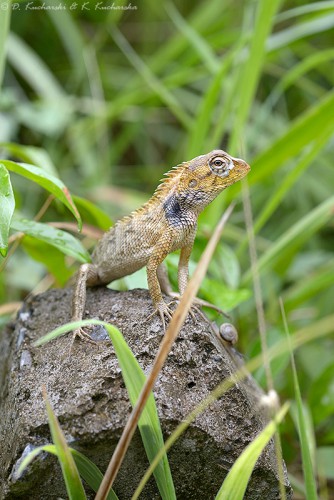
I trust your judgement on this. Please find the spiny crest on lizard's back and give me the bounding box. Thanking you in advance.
[115,162,186,226]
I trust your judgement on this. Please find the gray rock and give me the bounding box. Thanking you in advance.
[0,287,292,499]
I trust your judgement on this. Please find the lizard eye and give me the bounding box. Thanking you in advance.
[209,156,231,177]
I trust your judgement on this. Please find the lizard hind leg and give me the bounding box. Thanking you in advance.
[71,263,101,344]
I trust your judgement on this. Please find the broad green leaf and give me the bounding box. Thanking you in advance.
[215,403,289,500]
[22,236,72,286]
[0,164,15,256]
[105,324,176,500]
[2,160,82,230]
[11,219,90,264]
[43,389,87,499]
[15,444,118,500]
[73,196,112,232]
[201,278,251,311]
[0,142,59,177]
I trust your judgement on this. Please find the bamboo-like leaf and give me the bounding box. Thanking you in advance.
[215,403,290,500]
[42,389,87,499]
[2,160,81,230]
[0,164,15,256]
[11,219,90,264]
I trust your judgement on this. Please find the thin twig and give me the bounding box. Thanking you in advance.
[95,203,235,500]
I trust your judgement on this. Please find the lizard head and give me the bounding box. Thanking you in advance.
[176,149,250,212]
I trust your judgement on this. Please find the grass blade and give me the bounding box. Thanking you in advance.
[280,300,318,500]
[0,8,11,88]
[10,219,90,264]
[42,388,87,499]
[16,444,118,500]
[109,26,192,131]
[0,164,14,256]
[242,195,334,284]
[228,0,282,153]
[2,160,82,230]
[250,90,334,184]
[215,402,290,500]
[186,49,237,158]
[165,2,218,74]
[105,325,176,500]
[7,32,64,99]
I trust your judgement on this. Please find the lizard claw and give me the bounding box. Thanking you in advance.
[147,301,174,331]
[167,292,230,320]
[71,327,98,346]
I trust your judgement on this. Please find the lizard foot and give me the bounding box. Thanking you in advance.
[147,301,174,331]
[167,293,231,320]
[71,327,98,346]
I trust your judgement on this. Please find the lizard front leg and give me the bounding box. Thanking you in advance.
[176,242,230,318]
[147,232,174,330]
[71,262,101,342]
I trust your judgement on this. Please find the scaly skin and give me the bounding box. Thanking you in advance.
[71,149,250,339]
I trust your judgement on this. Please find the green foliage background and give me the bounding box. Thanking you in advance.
[1,0,334,495]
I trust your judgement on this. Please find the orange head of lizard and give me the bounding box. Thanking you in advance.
[176,149,250,212]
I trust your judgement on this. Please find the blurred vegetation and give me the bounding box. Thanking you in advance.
[1,0,334,496]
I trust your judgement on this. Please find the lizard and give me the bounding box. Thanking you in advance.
[71,149,250,340]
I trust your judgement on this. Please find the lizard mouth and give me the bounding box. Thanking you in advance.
[232,157,251,174]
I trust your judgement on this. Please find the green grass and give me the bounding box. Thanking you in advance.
[1,0,334,497]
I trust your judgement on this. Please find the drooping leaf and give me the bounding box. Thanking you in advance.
[2,160,82,230]
[11,219,90,264]
[73,195,112,232]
